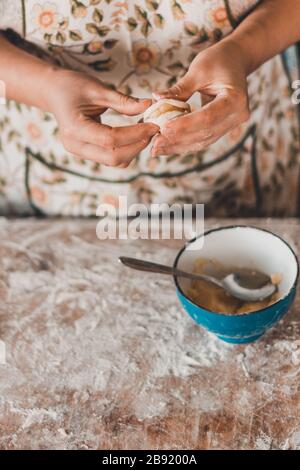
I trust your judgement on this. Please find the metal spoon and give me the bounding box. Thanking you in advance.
[119,256,277,302]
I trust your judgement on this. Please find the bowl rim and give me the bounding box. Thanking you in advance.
[173,225,300,317]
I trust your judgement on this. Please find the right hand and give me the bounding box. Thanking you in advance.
[46,69,159,168]
[151,39,250,157]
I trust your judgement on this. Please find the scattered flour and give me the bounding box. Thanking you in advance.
[0,218,299,449]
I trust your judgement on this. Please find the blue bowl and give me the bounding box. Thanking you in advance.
[174,226,299,344]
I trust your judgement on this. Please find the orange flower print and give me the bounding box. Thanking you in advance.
[31,2,59,33]
[86,40,103,54]
[102,194,120,208]
[129,40,161,75]
[27,122,43,141]
[31,186,48,205]
[212,6,227,26]
[205,1,229,31]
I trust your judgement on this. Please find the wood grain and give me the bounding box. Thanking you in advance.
[0,218,299,450]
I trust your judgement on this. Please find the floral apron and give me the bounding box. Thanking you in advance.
[0,0,299,216]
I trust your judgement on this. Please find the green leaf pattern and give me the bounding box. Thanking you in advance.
[0,0,298,216]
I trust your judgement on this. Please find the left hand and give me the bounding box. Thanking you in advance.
[151,39,250,157]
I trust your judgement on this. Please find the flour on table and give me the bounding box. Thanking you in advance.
[0,218,300,450]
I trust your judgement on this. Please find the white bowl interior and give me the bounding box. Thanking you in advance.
[176,227,298,302]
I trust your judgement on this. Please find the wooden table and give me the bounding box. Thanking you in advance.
[0,218,299,450]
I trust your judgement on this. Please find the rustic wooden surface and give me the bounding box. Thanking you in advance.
[0,218,299,450]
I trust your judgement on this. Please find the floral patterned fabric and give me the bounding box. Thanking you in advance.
[0,0,299,216]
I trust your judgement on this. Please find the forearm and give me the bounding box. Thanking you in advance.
[224,0,300,75]
[0,34,59,111]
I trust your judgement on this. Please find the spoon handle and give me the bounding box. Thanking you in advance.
[119,257,223,287]
[119,256,175,276]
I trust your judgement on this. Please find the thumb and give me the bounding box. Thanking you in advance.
[103,88,152,116]
[153,72,196,102]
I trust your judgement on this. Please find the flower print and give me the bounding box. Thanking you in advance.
[1,0,296,219]
[147,157,160,171]
[210,6,227,27]
[128,40,161,75]
[30,186,48,205]
[31,2,60,33]
[171,1,186,20]
[27,122,43,141]
[202,174,215,184]
[102,194,120,208]
[86,40,103,54]
[203,0,230,34]
[71,1,88,19]
[42,171,66,185]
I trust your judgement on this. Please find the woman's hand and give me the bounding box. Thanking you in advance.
[151,40,250,157]
[0,35,158,167]
[46,69,159,167]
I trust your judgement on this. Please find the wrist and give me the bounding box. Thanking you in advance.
[38,64,67,113]
[223,15,272,76]
[221,36,253,76]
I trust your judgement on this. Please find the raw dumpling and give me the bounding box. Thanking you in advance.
[143,99,191,127]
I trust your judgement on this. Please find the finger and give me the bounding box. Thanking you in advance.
[151,135,170,157]
[109,136,152,165]
[102,88,153,116]
[160,92,248,142]
[151,113,213,155]
[153,116,237,156]
[153,141,206,157]
[67,117,158,149]
[153,71,197,101]
[152,95,249,156]
[153,117,243,157]
[67,135,152,166]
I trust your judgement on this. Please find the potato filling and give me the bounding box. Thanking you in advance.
[149,103,189,118]
[186,258,281,315]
